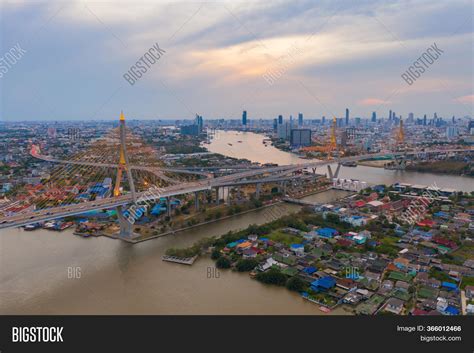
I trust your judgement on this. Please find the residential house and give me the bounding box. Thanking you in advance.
[384,298,405,314]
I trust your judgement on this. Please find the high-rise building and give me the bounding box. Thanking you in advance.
[277,122,291,140]
[273,118,278,131]
[290,129,311,146]
[345,108,349,126]
[468,120,474,135]
[242,110,247,126]
[180,124,200,136]
[278,115,283,125]
[408,112,414,123]
[389,110,392,121]
[194,114,203,133]
[298,113,303,127]
[371,111,376,123]
[423,114,427,126]
[446,126,458,139]
[322,116,326,124]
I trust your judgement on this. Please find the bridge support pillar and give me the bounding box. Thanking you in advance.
[327,165,333,179]
[115,205,138,239]
[280,181,287,194]
[327,164,341,179]
[394,156,407,170]
[256,183,261,199]
[227,187,232,205]
[215,187,220,205]
[334,163,341,178]
[194,191,199,211]
[166,196,171,218]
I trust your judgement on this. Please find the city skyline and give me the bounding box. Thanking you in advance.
[1,0,473,121]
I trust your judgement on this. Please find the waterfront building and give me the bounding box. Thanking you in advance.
[290,128,311,146]
[180,124,200,136]
[277,122,291,140]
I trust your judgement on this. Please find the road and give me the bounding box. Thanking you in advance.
[0,147,471,229]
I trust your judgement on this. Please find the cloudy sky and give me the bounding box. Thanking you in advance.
[1,0,473,121]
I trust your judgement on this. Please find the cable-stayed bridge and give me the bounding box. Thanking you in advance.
[0,113,472,239]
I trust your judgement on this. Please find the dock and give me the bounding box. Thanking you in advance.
[162,255,198,265]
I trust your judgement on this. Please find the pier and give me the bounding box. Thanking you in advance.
[162,255,198,265]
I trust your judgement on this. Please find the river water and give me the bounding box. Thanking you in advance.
[208,130,473,191]
[0,130,471,314]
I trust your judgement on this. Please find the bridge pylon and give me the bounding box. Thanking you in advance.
[113,111,136,201]
[327,163,341,179]
[116,205,136,239]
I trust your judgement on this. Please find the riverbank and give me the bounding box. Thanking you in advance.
[406,160,473,176]
[167,183,473,316]
[107,185,334,244]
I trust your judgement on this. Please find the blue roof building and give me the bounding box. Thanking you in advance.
[444,305,460,315]
[310,276,336,292]
[303,266,317,274]
[151,205,167,216]
[316,227,338,238]
[441,281,457,291]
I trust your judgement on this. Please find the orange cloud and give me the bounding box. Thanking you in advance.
[357,98,390,106]
[455,95,474,103]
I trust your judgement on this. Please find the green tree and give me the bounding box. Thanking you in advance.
[286,277,306,292]
[211,249,221,260]
[236,259,258,272]
[216,256,231,269]
[255,269,287,286]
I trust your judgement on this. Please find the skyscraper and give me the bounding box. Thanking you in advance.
[242,110,247,126]
[298,112,303,127]
[345,108,349,126]
[195,114,203,133]
[389,110,392,121]
[278,115,283,125]
[290,129,311,146]
[371,111,376,123]
[468,120,474,134]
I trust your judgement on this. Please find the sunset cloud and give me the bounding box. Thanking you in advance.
[1,0,472,120]
[455,95,474,104]
[357,98,391,106]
